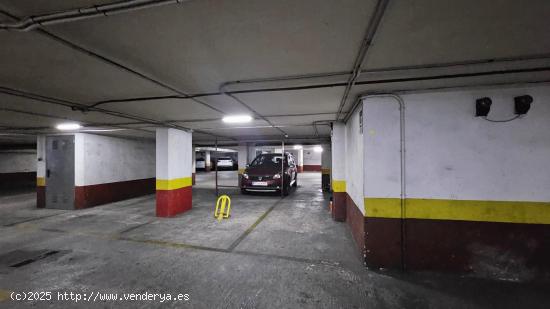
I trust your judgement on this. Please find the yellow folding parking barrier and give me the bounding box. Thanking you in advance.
[214,195,231,222]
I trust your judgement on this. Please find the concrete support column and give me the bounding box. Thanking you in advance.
[204,151,211,172]
[321,143,331,191]
[247,143,256,164]
[192,145,196,185]
[331,122,346,221]
[36,135,46,208]
[297,148,304,173]
[156,128,193,217]
[237,144,248,186]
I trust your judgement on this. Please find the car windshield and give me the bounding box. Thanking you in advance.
[250,154,287,167]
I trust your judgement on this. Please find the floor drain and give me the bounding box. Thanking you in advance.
[8,250,60,268]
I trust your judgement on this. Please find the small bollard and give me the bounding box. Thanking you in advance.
[214,195,231,222]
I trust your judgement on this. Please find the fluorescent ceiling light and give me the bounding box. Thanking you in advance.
[293,145,302,149]
[56,123,81,131]
[313,146,323,153]
[222,115,252,123]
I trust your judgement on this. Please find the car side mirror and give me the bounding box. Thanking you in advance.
[246,164,249,168]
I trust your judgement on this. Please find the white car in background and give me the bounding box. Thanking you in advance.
[216,157,234,170]
[196,158,206,169]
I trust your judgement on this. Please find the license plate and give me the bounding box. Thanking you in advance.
[252,181,268,186]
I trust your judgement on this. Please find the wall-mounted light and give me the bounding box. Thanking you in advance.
[514,95,533,115]
[56,123,81,130]
[293,145,302,150]
[313,146,323,153]
[222,115,252,123]
[475,97,492,117]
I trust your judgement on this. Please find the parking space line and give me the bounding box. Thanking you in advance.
[117,236,228,253]
[118,220,155,235]
[3,213,65,227]
[226,198,284,252]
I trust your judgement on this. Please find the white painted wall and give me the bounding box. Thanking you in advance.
[204,151,211,168]
[331,122,346,181]
[156,128,192,180]
[247,143,257,164]
[363,97,402,202]
[237,144,248,170]
[37,135,46,180]
[0,150,36,173]
[362,84,550,203]
[75,133,155,186]
[345,108,364,210]
[321,143,331,169]
[303,146,321,165]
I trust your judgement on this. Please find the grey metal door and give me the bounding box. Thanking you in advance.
[46,135,75,209]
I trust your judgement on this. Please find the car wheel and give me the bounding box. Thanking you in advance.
[282,181,290,196]
[241,188,248,195]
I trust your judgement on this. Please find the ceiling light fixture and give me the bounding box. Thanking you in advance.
[56,123,81,131]
[222,115,252,123]
[313,146,323,153]
[293,145,303,150]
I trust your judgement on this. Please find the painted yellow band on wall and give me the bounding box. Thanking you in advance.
[36,177,45,186]
[238,168,246,174]
[332,180,346,192]
[156,177,192,190]
[364,198,401,218]
[321,168,331,175]
[364,197,550,224]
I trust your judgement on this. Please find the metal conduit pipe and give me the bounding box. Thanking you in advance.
[0,9,225,115]
[0,0,190,32]
[0,107,155,134]
[89,55,550,108]
[0,86,231,139]
[335,0,390,121]
[355,93,406,271]
[214,53,550,95]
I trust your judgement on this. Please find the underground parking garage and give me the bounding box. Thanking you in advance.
[1,0,550,307]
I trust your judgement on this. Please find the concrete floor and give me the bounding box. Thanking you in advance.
[0,171,549,308]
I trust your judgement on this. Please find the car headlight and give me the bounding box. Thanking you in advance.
[273,173,281,179]
[242,173,249,179]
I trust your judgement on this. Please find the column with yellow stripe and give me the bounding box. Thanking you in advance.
[237,143,248,187]
[156,128,193,217]
[331,123,346,221]
[321,143,331,191]
[36,135,46,208]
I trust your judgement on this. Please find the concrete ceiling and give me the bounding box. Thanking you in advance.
[1,0,549,145]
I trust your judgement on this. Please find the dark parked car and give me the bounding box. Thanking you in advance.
[241,152,298,195]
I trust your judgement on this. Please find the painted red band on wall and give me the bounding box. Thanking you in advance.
[36,186,46,208]
[404,218,550,276]
[346,195,366,259]
[346,195,550,278]
[156,186,192,217]
[74,178,155,209]
[332,191,346,222]
[303,165,321,172]
[297,165,304,173]
[364,217,403,269]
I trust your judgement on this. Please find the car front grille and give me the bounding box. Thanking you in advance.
[249,175,273,181]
